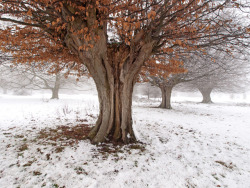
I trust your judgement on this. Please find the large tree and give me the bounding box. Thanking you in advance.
[0,0,249,143]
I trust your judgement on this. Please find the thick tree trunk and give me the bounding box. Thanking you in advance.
[87,44,142,144]
[88,76,136,144]
[50,74,60,99]
[62,8,155,144]
[199,88,213,103]
[159,86,173,109]
[81,42,154,144]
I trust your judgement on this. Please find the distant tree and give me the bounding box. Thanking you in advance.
[0,52,11,93]
[142,50,220,108]
[140,83,160,100]
[25,67,89,99]
[141,9,250,109]
[182,52,250,103]
[0,61,87,98]
[143,46,250,108]
[143,60,186,109]
[17,68,66,99]
[0,77,9,94]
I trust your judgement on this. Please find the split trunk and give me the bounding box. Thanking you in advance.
[78,42,154,144]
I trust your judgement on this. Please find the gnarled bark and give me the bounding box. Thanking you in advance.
[88,73,136,143]
[86,43,154,144]
[159,86,173,109]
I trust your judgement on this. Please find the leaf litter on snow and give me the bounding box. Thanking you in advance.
[0,94,250,187]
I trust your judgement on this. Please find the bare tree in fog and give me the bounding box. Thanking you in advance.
[0,52,13,94]
[140,83,160,100]
[0,76,9,94]
[182,52,250,103]
[0,59,88,98]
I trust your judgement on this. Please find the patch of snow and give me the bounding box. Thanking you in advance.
[0,94,250,188]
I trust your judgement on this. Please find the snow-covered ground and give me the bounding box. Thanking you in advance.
[0,93,250,188]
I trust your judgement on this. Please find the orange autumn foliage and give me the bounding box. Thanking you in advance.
[0,0,247,70]
[0,0,249,143]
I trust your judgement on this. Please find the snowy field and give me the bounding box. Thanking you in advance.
[0,92,250,188]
